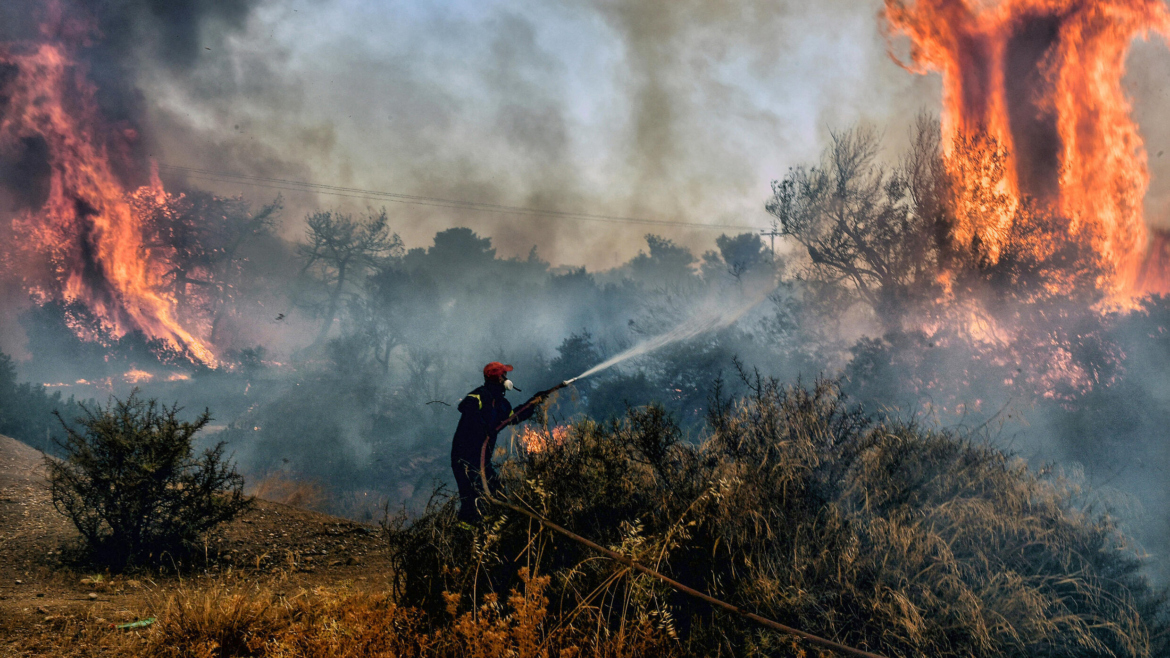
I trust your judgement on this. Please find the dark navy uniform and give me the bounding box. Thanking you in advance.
[451,381,535,523]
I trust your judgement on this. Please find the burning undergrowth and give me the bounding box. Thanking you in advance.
[384,379,1170,657]
[10,379,1170,657]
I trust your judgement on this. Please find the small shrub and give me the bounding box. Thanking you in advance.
[46,391,251,568]
[146,581,286,658]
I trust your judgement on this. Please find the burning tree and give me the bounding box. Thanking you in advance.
[766,113,1117,409]
[0,16,290,370]
[787,0,1170,414]
[884,0,1170,297]
[137,190,282,346]
[0,40,219,365]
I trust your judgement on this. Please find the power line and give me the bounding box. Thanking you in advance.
[156,162,762,232]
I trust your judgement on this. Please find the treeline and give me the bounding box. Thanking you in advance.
[218,224,798,512]
[0,352,86,455]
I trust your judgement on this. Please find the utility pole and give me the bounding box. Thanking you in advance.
[760,227,782,262]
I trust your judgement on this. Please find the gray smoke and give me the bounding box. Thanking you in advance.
[132,0,940,267]
[0,0,266,184]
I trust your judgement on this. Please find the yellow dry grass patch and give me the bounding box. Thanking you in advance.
[17,568,665,658]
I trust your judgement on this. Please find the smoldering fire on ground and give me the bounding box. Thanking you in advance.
[0,0,1170,590]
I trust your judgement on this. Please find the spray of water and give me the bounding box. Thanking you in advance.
[564,280,777,386]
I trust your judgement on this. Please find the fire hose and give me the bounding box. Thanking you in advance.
[477,382,887,658]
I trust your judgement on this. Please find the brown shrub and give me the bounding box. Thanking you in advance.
[144,581,286,658]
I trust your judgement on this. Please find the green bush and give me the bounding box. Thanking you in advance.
[387,379,1169,657]
[46,392,251,568]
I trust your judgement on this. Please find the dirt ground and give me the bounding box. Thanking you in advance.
[0,434,397,654]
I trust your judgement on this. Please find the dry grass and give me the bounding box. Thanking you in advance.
[249,474,390,523]
[15,568,666,658]
[328,489,392,524]
[249,473,327,511]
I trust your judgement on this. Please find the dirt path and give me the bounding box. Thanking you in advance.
[0,434,398,654]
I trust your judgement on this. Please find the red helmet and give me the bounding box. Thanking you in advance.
[483,362,514,378]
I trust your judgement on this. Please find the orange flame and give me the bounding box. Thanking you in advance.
[518,425,569,454]
[1137,227,1170,294]
[0,42,216,365]
[122,368,154,384]
[884,0,1170,295]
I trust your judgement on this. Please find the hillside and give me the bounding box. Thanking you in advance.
[0,434,392,656]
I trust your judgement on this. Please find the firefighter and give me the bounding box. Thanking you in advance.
[451,362,545,525]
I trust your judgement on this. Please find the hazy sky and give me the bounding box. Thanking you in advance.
[140,0,943,268]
